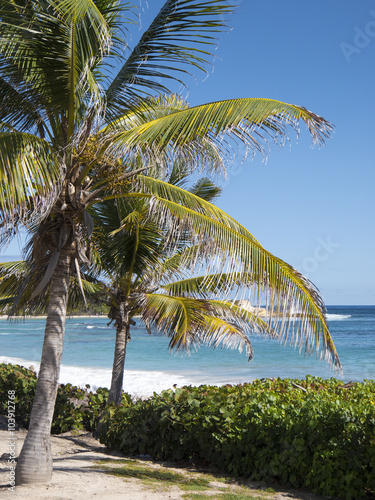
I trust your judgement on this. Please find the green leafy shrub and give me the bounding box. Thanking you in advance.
[0,363,38,428]
[99,377,375,500]
[0,363,131,433]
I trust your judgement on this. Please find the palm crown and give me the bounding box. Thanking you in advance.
[0,1,331,217]
[91,165,285,404]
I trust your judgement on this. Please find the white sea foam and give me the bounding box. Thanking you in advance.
[0,356,38,368]
[58,364,193,399]
[0,355,194,399]
[326,314,351,321]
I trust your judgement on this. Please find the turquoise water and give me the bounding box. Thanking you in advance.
[0,306,374,398]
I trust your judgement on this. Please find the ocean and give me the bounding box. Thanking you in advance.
[0,305,374,399]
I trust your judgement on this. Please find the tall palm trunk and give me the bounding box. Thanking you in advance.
[15,250,71,485]
[107,302,130,405]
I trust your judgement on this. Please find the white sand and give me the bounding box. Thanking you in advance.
[0,429,184,499]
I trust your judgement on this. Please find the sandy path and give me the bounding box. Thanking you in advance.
[0,429,184,499]
[0,428,324,500]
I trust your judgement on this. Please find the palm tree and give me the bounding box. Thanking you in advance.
[0,0,335,485]
[91,169,274,406]
[0,170,341,412]
[93,173,342,405]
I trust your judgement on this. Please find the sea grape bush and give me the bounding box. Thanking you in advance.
[99,376,375,500]
[2,363,374,498]
[0,363,131,433]
[0,363,37,428]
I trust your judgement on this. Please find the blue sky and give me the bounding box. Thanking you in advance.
[1,1,374,305]
[183,0,375,306]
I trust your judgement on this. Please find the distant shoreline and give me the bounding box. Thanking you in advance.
[0,315,104,320]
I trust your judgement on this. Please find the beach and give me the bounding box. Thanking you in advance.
[0,306,373,498]
[0,427,181,500]
[0,426,326,500]
[1,306,374,398]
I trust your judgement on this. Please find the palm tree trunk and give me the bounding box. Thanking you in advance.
[107,302,130,406]
[15,250,71,485]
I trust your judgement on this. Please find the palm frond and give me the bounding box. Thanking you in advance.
[142,293,259,361]
[0,132,60,231]
[208,300,277,340]
[0,261,29,307]
[142,293,207,349]
[101,178,340,374]
[0,0,111,138]
[68,274,104,310]
[0,259,47,315]
[105,0,234,116]
[144,243,203,286]
[110,183,333,369]
[138,175,262,243]
[101,94,227,174]
[0,2,72,113]
[189,177,221,202]
[50,0,112,136]
[132,177,341,371]
[160,272,245,298]
[91,198,163,279]
[197,314,254,360]
[0,260,29,275]
[142,292,251,357]
[0,258,103,315]
[109,98,333,167]
[0,76,46,135]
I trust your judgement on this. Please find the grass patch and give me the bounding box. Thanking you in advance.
[93,459,275,499]
[95,461,210,491]
[96,458,135,465]
[183,494,268,500]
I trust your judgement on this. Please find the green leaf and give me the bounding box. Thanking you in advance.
[106,0,235,116]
